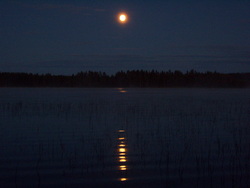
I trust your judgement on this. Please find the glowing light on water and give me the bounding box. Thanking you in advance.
[120,90,127,93]
[117,88,127,93]
[120,178,127,181]
[120,165,127,171]
[119,158,127,162]
[117,129,129,182]
[119,148,126,152]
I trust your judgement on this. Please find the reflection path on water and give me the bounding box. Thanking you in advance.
[1,89,249,187]
[117,129,128,182]
[117,88,127,93]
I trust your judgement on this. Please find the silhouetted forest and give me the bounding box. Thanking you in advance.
[0,70,250,88]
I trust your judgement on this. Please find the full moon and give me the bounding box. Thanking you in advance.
[120,15,126,22]
[118,13,128,24]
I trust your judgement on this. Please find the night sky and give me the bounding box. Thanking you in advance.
[1,0,250,75]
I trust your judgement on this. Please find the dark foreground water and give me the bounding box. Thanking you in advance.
[0,88,249,188]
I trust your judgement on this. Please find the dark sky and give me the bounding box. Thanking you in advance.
[1,0,250,75]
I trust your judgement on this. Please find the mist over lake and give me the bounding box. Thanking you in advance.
[0,88,249,187]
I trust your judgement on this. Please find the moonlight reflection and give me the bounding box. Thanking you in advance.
[117,129,128,182]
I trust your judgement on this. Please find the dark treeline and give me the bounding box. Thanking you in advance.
[0,70,250,88]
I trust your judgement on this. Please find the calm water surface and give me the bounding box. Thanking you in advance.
[0,88,249,187]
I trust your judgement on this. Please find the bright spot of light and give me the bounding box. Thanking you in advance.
[119,158,127,162]
[118,13,128,24]
[120,178,127,181]
[119,148,126,152]
[120,165,127,171]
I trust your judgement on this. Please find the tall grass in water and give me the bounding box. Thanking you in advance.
[0,88,249,187]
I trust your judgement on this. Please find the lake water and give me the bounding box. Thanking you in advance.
[0,88,249,188]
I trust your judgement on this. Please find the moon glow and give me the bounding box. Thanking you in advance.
[120,15,126,22]
[118,13,128,24]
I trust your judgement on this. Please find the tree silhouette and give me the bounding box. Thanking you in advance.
[0,70,249,88]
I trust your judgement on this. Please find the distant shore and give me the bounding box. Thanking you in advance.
[1,70,250,88]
